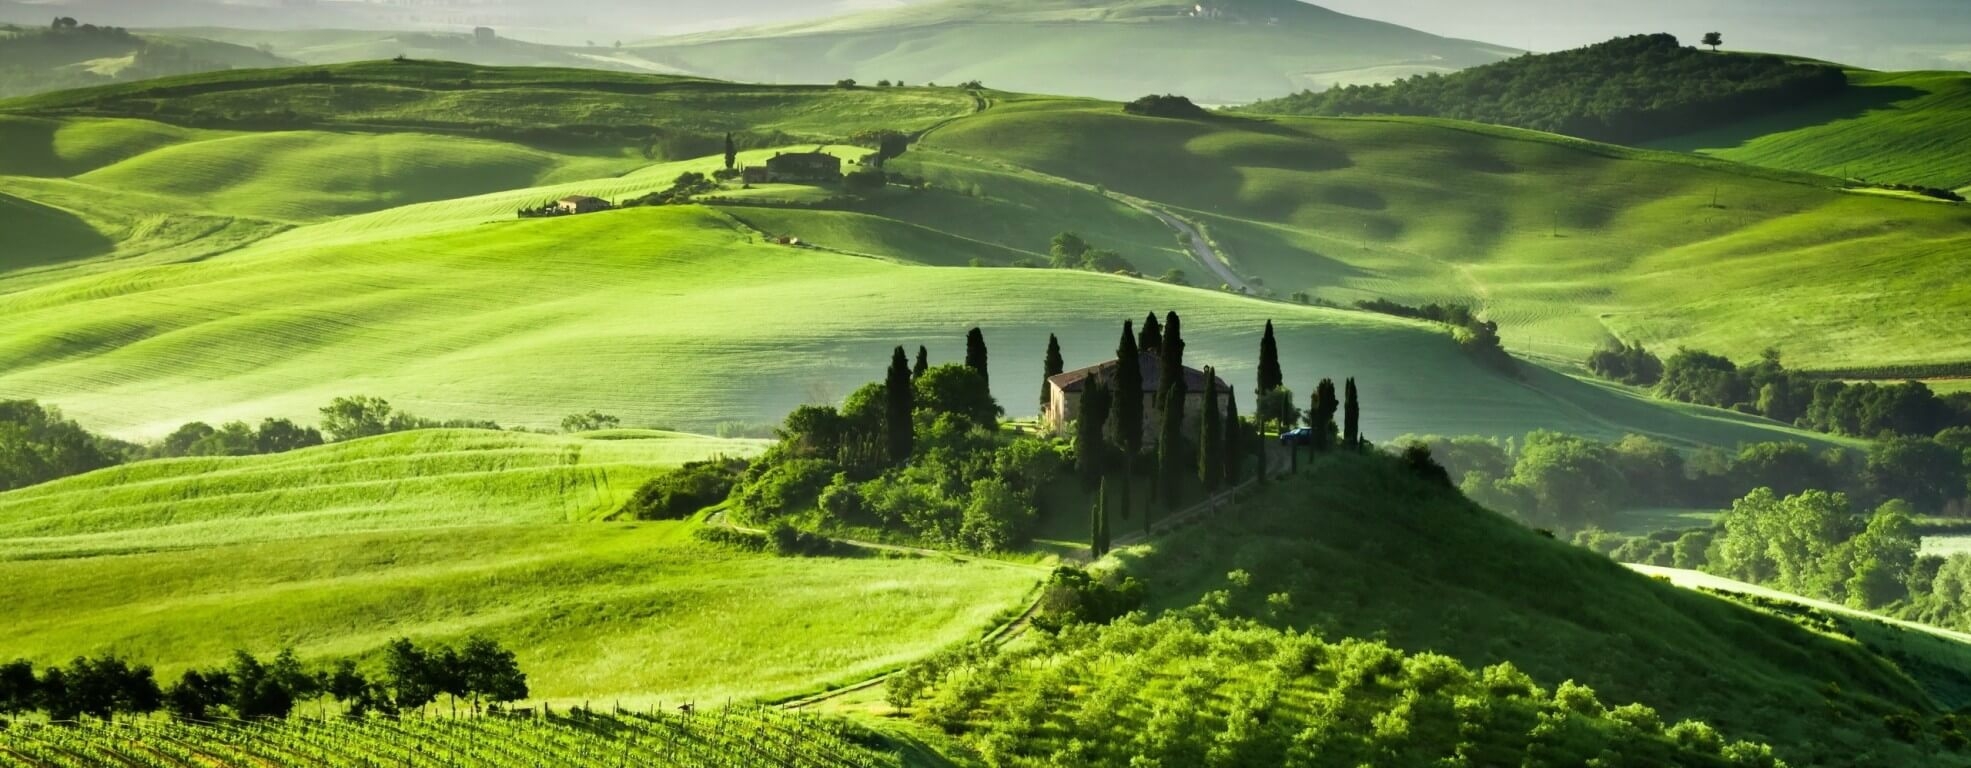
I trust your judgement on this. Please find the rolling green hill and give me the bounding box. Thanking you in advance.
[1658,68,1971,191]
[0,21,291,97]
[0,429,1038,706]
[161,27,690,75]
[631,0,1516,104]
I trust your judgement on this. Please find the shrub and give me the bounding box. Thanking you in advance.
[1032,567,1145,633]
[737,458,838,520]
[1123,94,1209,119]
[620,459,746,520]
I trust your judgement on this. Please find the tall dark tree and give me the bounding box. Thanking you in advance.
[723,132,738,170]
[1109,321,1143,521]
[913,345,929,380]
[1198,368,1221,491]
[1157,312,1185,407]
[1155,377,1188,516]
[1314,379,1340,451]
[885,347,916,463]
[1091,475,1108,558]
[0,659,35,716]
[1042,334,1065,410]
[1075,378,1113,484]
[1343,377,1361,449]
[1139,313,1163,354]
[1258,320,1283,428]
[965,327,990,389]
[1222,389,1242,485]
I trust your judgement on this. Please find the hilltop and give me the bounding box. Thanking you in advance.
[0,19,289,97]
[630,0,1517,103]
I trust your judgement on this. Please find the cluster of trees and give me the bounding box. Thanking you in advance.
[0,637,524,724]
[1122,94,1209,119]
[847,128,910,167]
[0,401,123,492]
[621,457,747,520]
[1405,429,1971,532]
[625,171,720,207]
[149,418,323,460]
[318,395,498,442]
[1603,344,1971,439]
[1046,232,1137,274]
[1353,299,1513,373]
[1246,34,1847,144]
[889,591,1788,767]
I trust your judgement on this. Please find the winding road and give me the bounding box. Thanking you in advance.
[1135,204,1253,294]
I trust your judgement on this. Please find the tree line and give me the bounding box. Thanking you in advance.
[1353,299,1514,374]
[0,637,525,724]
[1243,34,1847,145]
[1589,343,1971,439]
[1404,428,1971,532]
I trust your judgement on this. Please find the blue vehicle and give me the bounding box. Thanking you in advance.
[1280,428,1314,446]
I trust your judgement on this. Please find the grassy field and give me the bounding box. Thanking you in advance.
[0,430,1038,706]
[1658,69,1971,191]
[926,96,1971,370]
[633,0,1514,104]
[0,23,292,98]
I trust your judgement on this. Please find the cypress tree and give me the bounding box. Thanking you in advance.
[1075,378,1112,484]
[1110,322,1142,457]
[1139,313,1162,354]
[1156,376,1187,512]
[1157,311,1184,407]
[1091,475,1108,557]
[1344,377,1361,449]
[965,327,989,389]
[1257,320,1282,428]
[1042,334,1065,410]
[1198,368,1221,491]
[913,346,929,380]
[885,347,915,464]
[1222,388,1242,485]
[1314,379,1340,452]
[723,132,737,171]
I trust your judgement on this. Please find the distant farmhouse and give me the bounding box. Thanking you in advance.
[762,151,843,183]
[1044,356,1230,442]
[556,195,610,214]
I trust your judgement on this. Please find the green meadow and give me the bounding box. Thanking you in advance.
[0,430,1037,706]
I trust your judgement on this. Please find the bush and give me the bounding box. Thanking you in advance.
[737,458,837,520]
[620,459,746,520]
[1032,567,1144,633]
[1123,94,1209,119]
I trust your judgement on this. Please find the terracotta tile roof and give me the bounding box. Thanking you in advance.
[1048,355,1226,394]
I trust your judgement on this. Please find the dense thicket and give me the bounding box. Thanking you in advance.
[1605,346,1971,439]
[1121,94,1209,120]
[1245,34,1847,144]
[0,401,124,492]
[1353,299,1514,374]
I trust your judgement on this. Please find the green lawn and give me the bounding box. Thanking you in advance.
[1657,69,1971,191]
[0,429,1038,706]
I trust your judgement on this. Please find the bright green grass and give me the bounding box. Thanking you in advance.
[1657,70,1971,190]
[0,430,1036,705]
[926,97,1971,370]
[635,0,1513,104]
[0,205,1843,454]
[0,429,764,558]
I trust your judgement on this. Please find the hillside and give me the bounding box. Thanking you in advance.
[924,96,1971,371]
[0,429,1038,705]
[1658,68,1971,191]
[630,0,1517,104]
[0,20,290,97]
[1243,34,1848,144]
[902,452,1963,764]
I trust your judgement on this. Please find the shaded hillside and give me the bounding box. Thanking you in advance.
[1245,34,1848,144]
[0,19,289,97]
[631,0,1516,104]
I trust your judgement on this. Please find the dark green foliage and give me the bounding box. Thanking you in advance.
[1654,347,1966,439]
[737,458,838,520]
[619,458,745,520]
[913,345,929,380]
[317,395,497,442]
[964,327,989,390]
[915,363,998,430]
[1352,299,1518,375]
[0,400,121,492]
[886,346,916,464]
[1343,377,1360,449]
[1032,567,1144,633]
[1247,34,1847,144]
[1110,321,1144,459]
[625,171,717,206]
[1041,334,1064,410]
[848,128,910,165]
[1075,378,1113,484]
[1047,232,1136,274]
[1156,311,1184,408]
[1256,386,1299,437]
[1588,341,1666,386]
[699,521,850,557]
[1138,312,1162,353]
[1156,376,1188,513]
[1090,476,1107,557]
[723,131,736,170]
[1401,442,1453,486]
[0,659,36,715]
[1222,390,1244,485]
[1121,93,1208,119]
[1197,367,1221,491]
[844,167,887,193]
[1702,32,1724,51]
[1312,379,1340,451]
[1257,319,1282,400]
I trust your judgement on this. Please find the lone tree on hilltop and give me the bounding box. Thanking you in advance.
[913,345,929,380]
[1257,320,1282,429]
[723,132,737,170]
[1343,378,1361,449]
[965,327,990,389]
[1042,334,1064,410]
[1139,313,1163,353]
[1702,32,1723,51]
[885,347,915,463]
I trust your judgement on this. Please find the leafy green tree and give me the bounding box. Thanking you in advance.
[255,418,323,453]
[1198,368,1221,491]
[161,422,217,457]
[1508,430,1626,530]
[319,396,395,442]
[1312,379,1340,451]
[964,327,989,389]
[1042,334,1064,410]
[165,668,228,721]
[885,347,915,464]
[37,665,77,721]
[0,659,35,716]
[0,401,120,491]
[1343,378,1360,449]
[383,638,437,715]
[1256,387,1298,436]
[559,410,621,433]
[324,658,372,716]
[1049,233,1091,269]
[226,650,294,720]
[1847,501,1919,607]
[915,363,998,430]
[1702,31,1723,51]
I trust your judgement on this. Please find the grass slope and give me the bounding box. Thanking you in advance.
[1658,69,1971,191]
[926,96,1971,370]
[633,0,1515,103]
[0,429,1036,705]
[1115,452,1968,765]
[0,23,292,98]
[0,205,1840,454]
